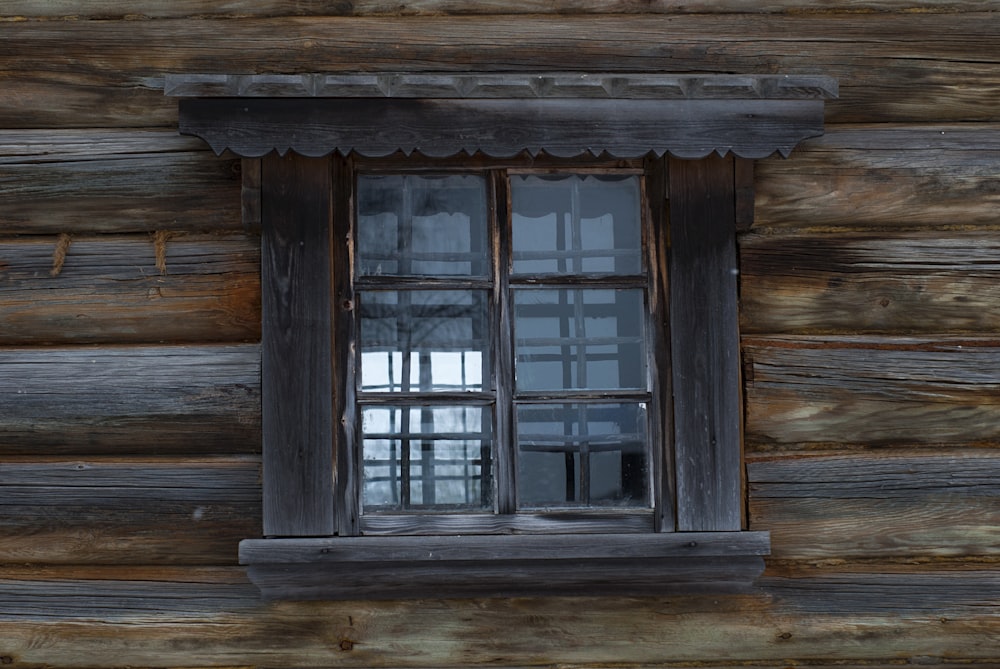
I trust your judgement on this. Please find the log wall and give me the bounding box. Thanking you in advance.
[1,2,998,668]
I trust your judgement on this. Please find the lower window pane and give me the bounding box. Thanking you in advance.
[362,405,493,512]
[516,402,648,509]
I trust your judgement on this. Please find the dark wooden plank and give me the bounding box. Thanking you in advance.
[5,0,999,17]
[260,153,334,537]
[0,458,260,565]
[3,14,1000,127]
[743,336,1000,449]
[740,230,1000,334]
[0,344,260,456]
[749,450,1000,559]
[669,155,742,532]
[0,133,241,234]
[241,158,262,233]
[0,233,260,344]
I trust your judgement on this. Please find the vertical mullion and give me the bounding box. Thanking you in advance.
[493,170,515,514]
[644,156,674,533]
[333,155,359,536]
[261,152,334,537]
[669,154,742,532]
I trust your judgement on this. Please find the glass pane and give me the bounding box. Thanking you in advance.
[516,402,648,508]
[514,288,646,392]
[357,174,488,277]
[362,405,493,512]
[511,174,642,276]
[360,290,489,393]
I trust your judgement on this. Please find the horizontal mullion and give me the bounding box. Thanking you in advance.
[513,249,640,260]
[514,391,650,402]
[511,275,646,287]
[516,335,644,347]
[355,277,493,289]
[518,435,645,450]
[363,431,491,441]
[358,392,495,404]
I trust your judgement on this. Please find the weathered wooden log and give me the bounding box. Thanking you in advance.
[743,336,1000,449]
[0,234,260,344]
[749,450,1000,559]
[0,457,260,565]
[755,124,1000,230]
[0,568,997,664]
[0,344,261,455]
[0,130,241,233]
[740,230,1000,334]
[1,14,999,127]
[3,0,998,17]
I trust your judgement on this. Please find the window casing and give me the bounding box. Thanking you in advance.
[166,72,835,599]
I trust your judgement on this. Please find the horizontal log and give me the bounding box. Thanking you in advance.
[0,458,260,565]
[0,344,261,455]
[3,0,998,17]
[0,234,260,344]
[749,450,1000,559]
[0,131,241,233]
[1,570,998,665]
[1,14,999,127]
[756,124,1000,230]
[744,336,1000,448]
[740,230,1000,334]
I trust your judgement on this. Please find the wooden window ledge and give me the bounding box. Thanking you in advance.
[239,531,770,600]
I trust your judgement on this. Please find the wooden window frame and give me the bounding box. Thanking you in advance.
[167,72,835,600]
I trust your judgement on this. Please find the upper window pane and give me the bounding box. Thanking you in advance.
[511,174,642,276]
[357,174,489,277]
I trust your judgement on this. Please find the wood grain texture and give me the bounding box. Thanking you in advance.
[0,234,260,344]
[669,155,742,531]
[755,124,1000,231]
[749,451,1000,560]
[260,153,334,537]
[0,458,260,565]
[0,344,260,455]
[740,230,1000,334]
[0,130,241,233]
[744,336,1000,449]
[3,0,998,17]
[2,14,999,127]
[0,569,998,664]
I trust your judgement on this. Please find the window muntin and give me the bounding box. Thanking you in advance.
[350,167,658,526]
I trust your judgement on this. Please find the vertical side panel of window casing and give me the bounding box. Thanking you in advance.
[260,153,335,537]
[668,155,742,532]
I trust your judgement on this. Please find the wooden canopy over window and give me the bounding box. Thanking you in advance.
[167,73,836,159]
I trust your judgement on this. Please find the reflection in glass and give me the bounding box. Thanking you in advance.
[363,405,493,511]
[514,288,646,392]
[360,290,489,392]
[357,174,488,277]
[511,174,642,275]
[516,403,648,508]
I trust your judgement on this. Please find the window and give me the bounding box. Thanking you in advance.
[166,72,835,599]
[347,166,663,533]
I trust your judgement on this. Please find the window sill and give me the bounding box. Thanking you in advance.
[239,531,770,600]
